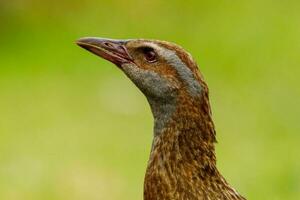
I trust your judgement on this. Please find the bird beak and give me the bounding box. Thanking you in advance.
[76,37,133,66]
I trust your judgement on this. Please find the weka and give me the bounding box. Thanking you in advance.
[76,38,246,200]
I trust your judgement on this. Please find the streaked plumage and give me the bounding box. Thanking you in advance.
[76,37,246,200]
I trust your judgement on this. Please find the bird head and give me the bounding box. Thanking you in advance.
[76,38,206,100]
[77,37,211,134]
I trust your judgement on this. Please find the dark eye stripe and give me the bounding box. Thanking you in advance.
[158,47,202,97]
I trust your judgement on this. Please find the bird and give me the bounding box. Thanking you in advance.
[76,37,246,200]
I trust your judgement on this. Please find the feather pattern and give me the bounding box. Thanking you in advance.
[76,37,246,200]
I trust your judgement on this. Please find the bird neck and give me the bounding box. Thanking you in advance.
[147,91,217,169]
[144,93,245,200]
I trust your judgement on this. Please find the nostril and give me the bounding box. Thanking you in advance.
[104,42,112,47]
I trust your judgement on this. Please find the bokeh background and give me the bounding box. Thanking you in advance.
[0,0,299,199]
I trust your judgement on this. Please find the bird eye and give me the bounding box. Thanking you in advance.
[143,48,157,63]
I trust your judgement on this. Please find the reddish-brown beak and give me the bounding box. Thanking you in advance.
[76,37,133,66]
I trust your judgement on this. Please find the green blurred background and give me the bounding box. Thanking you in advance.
[0,0,299,199]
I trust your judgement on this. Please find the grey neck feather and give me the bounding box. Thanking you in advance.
[121,63,178,136]
[147,97,177,136]
[121,44,203,137]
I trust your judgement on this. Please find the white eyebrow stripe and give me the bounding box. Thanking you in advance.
[144,42,202,96]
